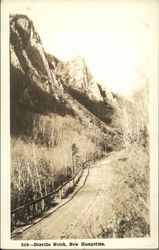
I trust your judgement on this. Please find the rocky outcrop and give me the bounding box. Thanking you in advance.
[10,14,65,113]
[47,53,119,125]
[98,83,117,106]
[48,54,103,102]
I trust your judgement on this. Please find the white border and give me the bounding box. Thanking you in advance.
[1,0,158,249]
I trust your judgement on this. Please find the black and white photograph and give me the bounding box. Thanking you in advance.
[1,0,158,249]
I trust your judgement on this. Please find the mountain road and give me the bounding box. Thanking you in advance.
[19,155,115,240]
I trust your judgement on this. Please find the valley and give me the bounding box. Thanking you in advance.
[10,14,150,239]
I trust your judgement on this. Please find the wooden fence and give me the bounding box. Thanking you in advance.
[11,160,90,232]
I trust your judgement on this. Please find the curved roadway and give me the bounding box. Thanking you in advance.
[20,156,114,240]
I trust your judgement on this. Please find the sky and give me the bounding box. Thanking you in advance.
[7,0,159,96]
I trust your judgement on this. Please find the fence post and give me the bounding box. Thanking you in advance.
[59,189,62,199]
[41,199,45,213]
[73,173,75,186]
[14,212,17,227]
[32,203,35,219]
[61,188,63,199]
[72,177,74,187]
[11,213,14,231]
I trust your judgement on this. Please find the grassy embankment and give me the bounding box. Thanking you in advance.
[99,143,149,238]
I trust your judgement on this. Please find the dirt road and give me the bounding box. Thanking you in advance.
[20,156,115,240]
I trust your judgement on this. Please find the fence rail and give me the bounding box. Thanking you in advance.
[11,160,91,231]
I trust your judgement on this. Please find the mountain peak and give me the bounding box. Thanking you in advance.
[10,13,65,112]
[72,54,85,62]
[52,54,103,102]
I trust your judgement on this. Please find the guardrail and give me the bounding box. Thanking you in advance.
[11,160,91,232]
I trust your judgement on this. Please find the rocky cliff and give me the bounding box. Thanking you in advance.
[47,53,118,125]
[10,14,123,149]
[48,54,103,102]
[10,15,67,113]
